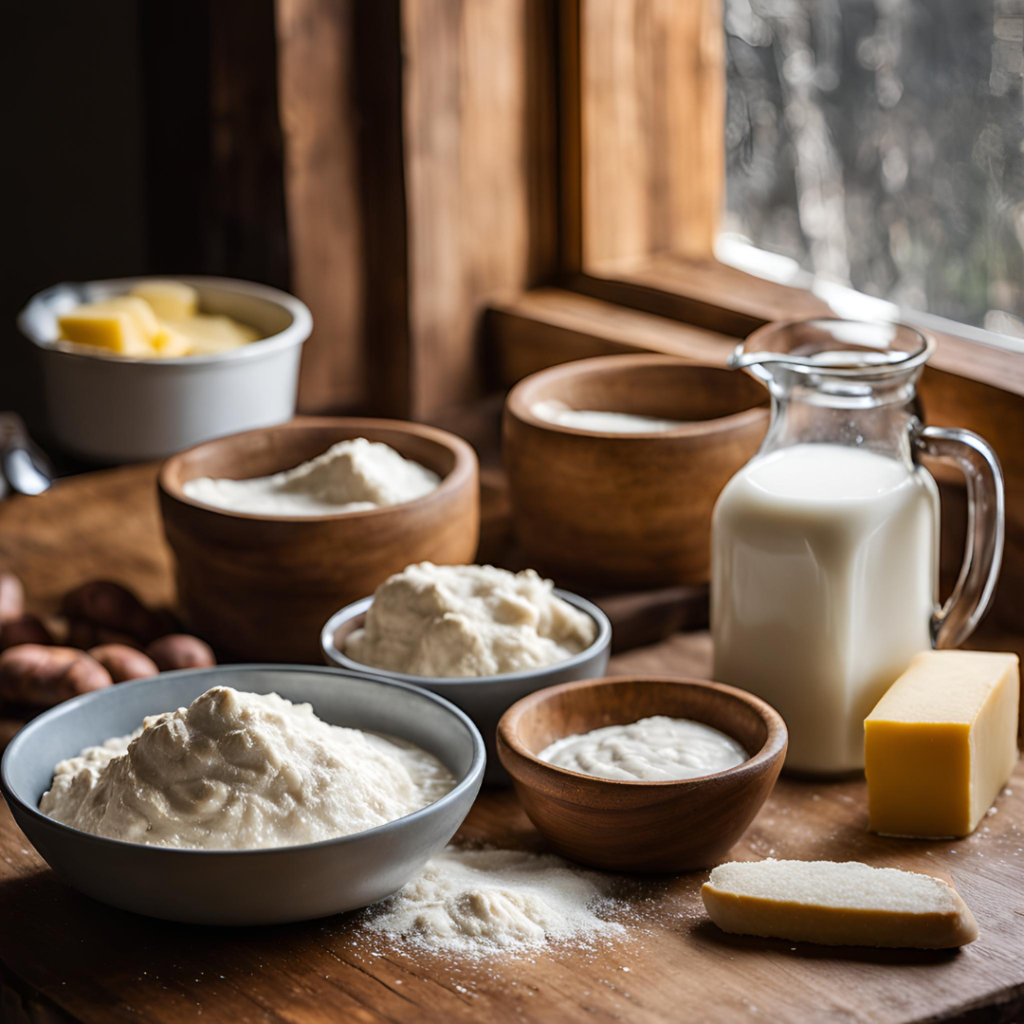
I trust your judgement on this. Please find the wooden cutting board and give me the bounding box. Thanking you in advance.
[1,466,1023,1024]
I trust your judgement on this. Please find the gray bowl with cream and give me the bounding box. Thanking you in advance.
[0,665,484,926]
[321,590,612,785]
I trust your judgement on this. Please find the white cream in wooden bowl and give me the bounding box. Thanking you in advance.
[183,437,440,516]
[531,400,685,434]
[538,716,748,782]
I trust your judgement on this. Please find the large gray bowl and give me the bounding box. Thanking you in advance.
[0,665,484,926]
[321,590,612,785]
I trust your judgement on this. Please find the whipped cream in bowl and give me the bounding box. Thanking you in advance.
[322,563,612,785]
[1,665,485,925]
[182,437,441,517]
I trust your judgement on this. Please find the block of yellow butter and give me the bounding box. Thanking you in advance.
[170,314,259,354]
[130,280,198,321]
[151,325,191,358]
[865,650,1019,838]
[58,296,160,356]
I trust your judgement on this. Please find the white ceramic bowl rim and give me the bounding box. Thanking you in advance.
[17,275,313,368]
[0,664,486,857]
[321,590,613,687]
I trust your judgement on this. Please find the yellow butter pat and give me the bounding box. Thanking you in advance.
[99,295,161,338]
[170,314,259,354]
[58,306,154,356]
[130,280,199,321]
[152,324,192,358]
[59,283,258,359]
[865,650,1019,838]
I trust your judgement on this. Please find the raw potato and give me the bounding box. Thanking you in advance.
[88,644,159,683]
[0,645,112,707]
[702,859,979,949]
[62,581,169,645]
[145,634,216,672]
[0,573,25,624]
[67,621,142,651]
[0,614,53,650]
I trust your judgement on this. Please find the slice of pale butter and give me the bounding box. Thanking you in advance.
[702,859,978,948]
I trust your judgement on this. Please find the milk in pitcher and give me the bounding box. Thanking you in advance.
[711,443,939,774]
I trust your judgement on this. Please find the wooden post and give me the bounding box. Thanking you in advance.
[573,0,725,270]
[275,0,558,419]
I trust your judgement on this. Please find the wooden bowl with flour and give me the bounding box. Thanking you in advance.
[497,676,787,872]
[159,417,479,663]
[502,355,768,589]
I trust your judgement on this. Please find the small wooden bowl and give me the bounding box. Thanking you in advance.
[497,676,787,872]
[502,355,768,589]
[159,417,479,663]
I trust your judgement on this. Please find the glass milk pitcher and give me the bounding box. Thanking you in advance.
[711,319,1004,775]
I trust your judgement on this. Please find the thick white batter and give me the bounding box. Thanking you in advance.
[344,563,598,678]
[532,400,685,434]
[39,687,455,849]
[183,438,440,516]
[539,715,748,781]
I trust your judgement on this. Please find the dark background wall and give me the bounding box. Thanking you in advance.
[3,2,287,444]
[5,4,147,434]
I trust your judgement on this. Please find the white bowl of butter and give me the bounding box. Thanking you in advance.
[17,276,312,463]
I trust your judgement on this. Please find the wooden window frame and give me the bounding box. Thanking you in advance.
[485,0,1024,637]
[262,1,1022,634]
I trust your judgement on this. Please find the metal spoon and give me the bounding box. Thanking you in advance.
[0,415,54,496]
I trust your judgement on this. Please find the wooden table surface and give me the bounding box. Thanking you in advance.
[2,465,1024,1024]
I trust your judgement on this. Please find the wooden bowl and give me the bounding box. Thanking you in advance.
[496,676,787,872]
[502,355,768,589]
[159,417,479,663]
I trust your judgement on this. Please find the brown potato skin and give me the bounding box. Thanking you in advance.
[88,644,159,683]
[61,581,169,645]
[67,621,143,650]
[0,614,53,650]
[0,645,112,707]
[0,573,25,624]
[145,634,216,672]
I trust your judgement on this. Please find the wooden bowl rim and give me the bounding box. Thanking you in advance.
[497,674,788,789]
[321,591,613,685]
[505,355,768,440]
[158,416,478,523]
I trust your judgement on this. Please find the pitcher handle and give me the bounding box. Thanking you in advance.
[912,424,1005,649]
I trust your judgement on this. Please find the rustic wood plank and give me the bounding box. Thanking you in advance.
[487,287,737,384]
[401,0,559,419]
[0,464,172,616]
[585,254,1024,397]
[573,0,724,268]
[1,466,1024,1023]
[275,0,367,413]
[276,0,558,418]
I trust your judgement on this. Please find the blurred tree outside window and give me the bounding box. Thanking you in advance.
[723,0,1024,343]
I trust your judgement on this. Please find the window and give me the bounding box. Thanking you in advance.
[723,0,1024,342]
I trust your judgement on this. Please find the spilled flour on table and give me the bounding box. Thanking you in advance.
[364,846,626,957]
